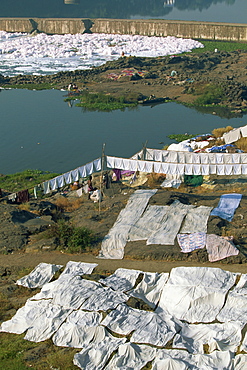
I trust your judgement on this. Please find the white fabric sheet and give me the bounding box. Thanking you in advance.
[52,310,103,348]
[217,274,247,323]
[233,354,247,369]
[99,189,157,259]
[157,267,237,323]
[59,261,98,277]
[99,268,142,292]
[173,321,243,354]
[129,272,169,308]
[151,349,193,370]
[130,311,182,347]
[80,286,129,311]
[241,332,247,353]
[180,206,212,234]
[101,304,149,335]
[128,205,169,241]
[104,343,156,370]
[223,128,242,144]
[73,335,126,370]
[147,200,194,245]
[206,234,239,262]
[16,262,63,289]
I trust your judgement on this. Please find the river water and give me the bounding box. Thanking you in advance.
[0,89,245,175]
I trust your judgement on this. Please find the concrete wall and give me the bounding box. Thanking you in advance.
[0,17,246,42]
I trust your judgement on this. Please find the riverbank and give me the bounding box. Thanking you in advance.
[1,49,247,117]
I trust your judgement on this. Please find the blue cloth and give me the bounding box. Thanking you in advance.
[211,193,242,222]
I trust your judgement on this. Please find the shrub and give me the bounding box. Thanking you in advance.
[212,126,233,138]
[235,137,247,152]
[195,85,224,105]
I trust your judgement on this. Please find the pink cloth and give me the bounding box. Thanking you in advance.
[206,234,239,262]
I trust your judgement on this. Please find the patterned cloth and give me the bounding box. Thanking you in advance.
[177,233,206,253]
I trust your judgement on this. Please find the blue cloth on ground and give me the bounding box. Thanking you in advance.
[210,193,242,222]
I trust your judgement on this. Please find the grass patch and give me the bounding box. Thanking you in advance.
[167,134,196,143]
[0,169,60,193]
[192,40,247,53]
[54,196,83,212]
[212,126,233,138]
[194,84,225,106]
[70,91,138,112]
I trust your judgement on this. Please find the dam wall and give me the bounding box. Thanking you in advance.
[0,17,246,42]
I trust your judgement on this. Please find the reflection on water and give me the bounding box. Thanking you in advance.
[0,0,243,23]
[0,89,245,174]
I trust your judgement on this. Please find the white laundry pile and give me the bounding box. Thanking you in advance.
[99,268,142,292]
[129,272,169,308]
[73,334,126,370]
[147,200,194,245]
[104,343,156,370]
[173,321,243,354]
[156,266,237,323]
[0,31,204,76]
[16,262,63,288]
[217,274,247,323]
[80,286,129,311]
[59,261,98,277]
[128,205,169,241]
[99,189,157,259]
[52,311,103,348]
[205,234,239,262]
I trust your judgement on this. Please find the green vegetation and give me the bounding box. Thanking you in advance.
[44,220,95,253]
[1,83,57,90]
[68,92,138,112]
[194,84,225,106]
[192,40,247,53]
[0,169,60,193]
[167,134,196,143]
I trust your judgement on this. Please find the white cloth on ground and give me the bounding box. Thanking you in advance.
[130,310,182,347]
[129,272,169,308]
[205,234,239,262]
[52,310,103,348]
[147,200,194,245]
[151,349,193,370]
[233,354,247,369]
[104,342,156,370]
[161,174,184,188]
[241,331,247,353]
[99,268,142,292]
[73,335,126,370]
[128,205,169,241]
[173,321,243,354]
[59,261,98,277]
[156,266,237,323]
[180,206,212,233]
[240,125,247,138]
[16,262,63,289]
[80,286,129,311]
[217,273,247,323]
[99,189,157,259]
[101,304,149,335]
[177,233,206,253]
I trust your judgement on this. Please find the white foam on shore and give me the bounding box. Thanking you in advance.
[0,31,203,76]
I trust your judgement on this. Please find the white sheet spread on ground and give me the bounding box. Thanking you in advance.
[217,273,247,324]
[104,342,156,370]
[129,272,169,308]
[15,262,63,288]
[99,268,142,292]
[80,286,129,311]
[205,234,239,262]
[130,311,182,347]
[180,206,212,233]
[128,205,169,241]
[241,332,247,353]
[177,232,206,253]
[59,261,98,277]
[234,354,247,369]
[147,200,194,245]
[99,189,157,259]
[30,275,103,309]
[156,266,237,323]
[52,310,103,348]
[173,321,243,354]
[73,335,126,370]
